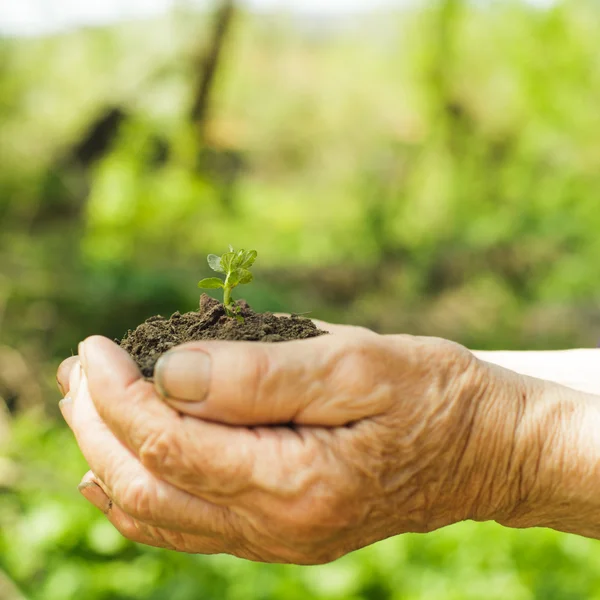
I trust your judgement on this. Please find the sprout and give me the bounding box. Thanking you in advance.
[198,245,257,318]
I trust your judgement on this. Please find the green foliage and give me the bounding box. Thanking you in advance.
[199,246,257,316]
[196,277,224,289]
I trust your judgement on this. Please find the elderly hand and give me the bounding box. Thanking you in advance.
[57,323,600,563]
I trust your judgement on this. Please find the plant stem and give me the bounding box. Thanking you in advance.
[223,280,232,313]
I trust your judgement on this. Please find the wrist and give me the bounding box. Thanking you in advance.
[448,359,535,526]
[494,378,600,538]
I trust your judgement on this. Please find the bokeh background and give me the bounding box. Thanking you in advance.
[2,0,600,598]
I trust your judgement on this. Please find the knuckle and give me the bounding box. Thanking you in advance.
[428,337,477,375]
[118,476,156,522]
[310,492,356,533]
[275,488,350,546]
[329,338,385,399]
[138,426,178,472]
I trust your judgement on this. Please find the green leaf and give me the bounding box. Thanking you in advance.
[207,254,223,273]
[238,268,253,284]
[198,277,224,289]
[228,244,234,252]
[220,252,236,274]
[229,250,243,269]
[228,269,242,286]
[240,250,257,269]
[228,268,253,286]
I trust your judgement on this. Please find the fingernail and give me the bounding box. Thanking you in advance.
[78,341,87,371]
[155,350,211,403]
[59,395,72,409]
[78,480,113,514]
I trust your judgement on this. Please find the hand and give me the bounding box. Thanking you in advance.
[56,324,548,563]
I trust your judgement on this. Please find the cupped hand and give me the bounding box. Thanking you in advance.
[57,323,532,564]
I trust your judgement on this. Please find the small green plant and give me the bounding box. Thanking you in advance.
[198,245,258,318]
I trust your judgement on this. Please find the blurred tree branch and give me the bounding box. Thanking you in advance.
[190,0,236,138]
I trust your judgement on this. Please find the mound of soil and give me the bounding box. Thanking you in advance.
[117,294,327,378]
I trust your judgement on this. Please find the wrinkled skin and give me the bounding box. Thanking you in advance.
[56,322,555,564]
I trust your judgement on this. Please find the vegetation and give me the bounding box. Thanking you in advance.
[1,0,600,598]
[199,246,257,316]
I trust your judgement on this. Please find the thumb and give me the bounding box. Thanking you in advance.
[154,331,389,427]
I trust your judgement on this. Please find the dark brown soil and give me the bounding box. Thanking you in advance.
[117,294,328,378]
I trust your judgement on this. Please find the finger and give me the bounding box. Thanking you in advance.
[77,471,225,553]
[77,472,164,544]
[78,471,112,513]
[77,471,167,547]
[58,362,82,427]
[77,470,169,547]
[59,394,73,427]
[78,336,314,497]
[153,328,388,426]
[57,356,80,396]
[69,364,240,535]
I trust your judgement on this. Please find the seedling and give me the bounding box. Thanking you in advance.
[119,245,325,377]
[198,245,257,318]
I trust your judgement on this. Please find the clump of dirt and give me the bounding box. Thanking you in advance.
[117,294,327,377]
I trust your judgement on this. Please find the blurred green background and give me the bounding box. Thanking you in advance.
[2,0,600,598]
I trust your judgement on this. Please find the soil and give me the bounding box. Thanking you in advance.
[117,294,328,378]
